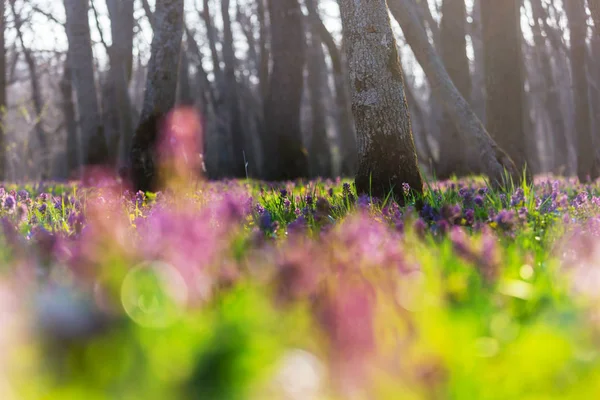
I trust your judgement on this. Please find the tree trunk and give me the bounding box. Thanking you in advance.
[436,0,472,178]
[262,0,308,180]
[202,0,224,87]
[388,0,518,186]
[566,0,596,181]
[0,0,5,181]
[310,6,356,176]
[480,0,529,181]
[338,0,423,200]
[129,0,184,192]
[106,0,135,166]
[257,0,270,105]
[10,0,49,176]
[530,0,569,174]
[221,0,246,177]
[305,0,332,178]
[60,54,80,178]
[177,48,193,105]
[63,0,107,168]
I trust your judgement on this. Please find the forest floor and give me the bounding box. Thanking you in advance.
[0,175,600,399]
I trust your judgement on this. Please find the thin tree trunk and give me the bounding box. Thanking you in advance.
[0,0,5,181]
[310,6,356,176]
[10,0,49,175]
[566,0,596,181]
[436,0,472,178]
[202,0,224,87]
[262,0,308,180]
[222,0,246,177]
[338,0,423,200]
[305,0,332,178]
[530,0,569,174]
[129,0,184,192]
[106,0,135,166]
[480,0,529,181]
[306,31,332,178]
[60,53,79,178]
[63,0,107,168]
[388,0,518,186]
[257,0,270,105]
[177,49,193,105]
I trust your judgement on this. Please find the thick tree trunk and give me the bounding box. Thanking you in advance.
[481,0,529,181]
[566,0,596,181]
[388,0,518,186]
[530,0,569,174]
[63,0,107,168]
[130,0,184,192]
[262,0,308,180]
[338,0,423,200]
[436,0,472,178]
[0,0,5,181]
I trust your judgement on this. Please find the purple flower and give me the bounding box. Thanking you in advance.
[259,211,275,232]
[305,195,314,206]
[402,182,411,196]
[357,194,371,209]
[474,196,484,207]
[494,210,516,230]
[464,209,475,226]
[280,189,288,198]
[17,190,29,201]
[4,195,16,212]
[510,188,525,207]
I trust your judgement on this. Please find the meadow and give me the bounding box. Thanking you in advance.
[1,174,600,399]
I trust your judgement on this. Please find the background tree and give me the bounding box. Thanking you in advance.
[481,0,529,180]
[437,0,473,178]
[63,0,106,168]
[129,0,184,192]
[262,0,308,180]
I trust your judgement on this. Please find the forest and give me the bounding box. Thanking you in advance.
[1,0,600,399]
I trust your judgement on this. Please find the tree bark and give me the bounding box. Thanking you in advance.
[201,0,224,87]
[262,0,308,180]
[388,0,518,186]
[129,0,184,192]
[436,0,472,178]
[480,0,530,181]
[63,0,107,168]
[338,0,423,200]
[565,0,596,181]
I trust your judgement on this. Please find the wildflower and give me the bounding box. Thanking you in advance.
[474,195,484,207]
[280,189,288,198]
[357,194,370,209]
[494,210,516,230]
[510,188,525,207]
[17,190,29,201]
[4,195,16,212]
[305,195,314,206]
[402,182,410,196]
[464,209,475,226]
